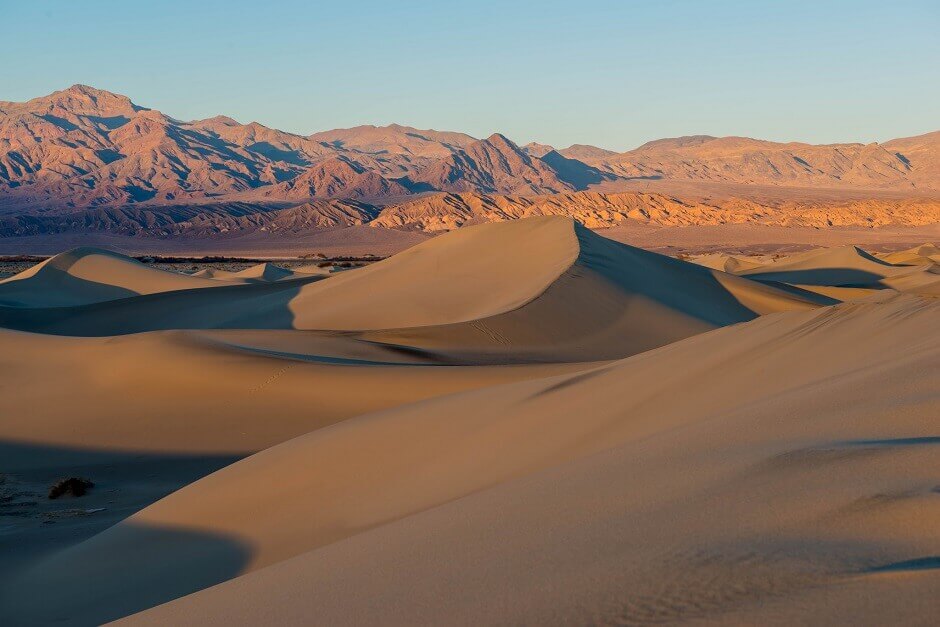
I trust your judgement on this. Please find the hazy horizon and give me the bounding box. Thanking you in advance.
[3,0,939,151]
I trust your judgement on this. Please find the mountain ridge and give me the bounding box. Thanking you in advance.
[0,85,938,239]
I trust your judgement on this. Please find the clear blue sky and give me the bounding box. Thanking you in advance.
[3,0,938,151]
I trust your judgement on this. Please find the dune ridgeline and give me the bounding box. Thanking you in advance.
[0,216,937,626]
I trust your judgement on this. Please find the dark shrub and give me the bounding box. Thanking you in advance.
[48,477,94,499]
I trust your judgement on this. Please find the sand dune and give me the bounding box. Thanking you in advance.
[0,217,937,626]
[737,245,940,297]
[877,243,940,265]
[690,252,767,273]
[740,245,909,284]
[0,247,226,307]
[192,262,304,282]
[286,216,583,328]
[289,263,332,276]
[0,218,829,362]
[4,292,936,625]
[688,243,940,300]
[0,327,591,463]
[341,220,833,361]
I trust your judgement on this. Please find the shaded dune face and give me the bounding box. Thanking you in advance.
[6,521,252,627]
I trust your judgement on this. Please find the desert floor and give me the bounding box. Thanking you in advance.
[0,217,937,625]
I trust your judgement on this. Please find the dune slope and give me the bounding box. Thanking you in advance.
[878,243,940,265]
[740,245,940,297]
[1,217,937,626]
[0,328,585,462]
[344,219,831,360]
[0,247,226,307]
[0,218,828,362]
[284,216,829,336]
[740,245,910,285]
[193,263,296,282]
[4,293,936,625]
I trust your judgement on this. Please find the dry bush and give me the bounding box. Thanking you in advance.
[48,477,94,499]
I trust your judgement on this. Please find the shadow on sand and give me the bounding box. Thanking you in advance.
[1,522,251,626]
[0,440,248,626]
[0,278,315,336]
[743,268,889,287]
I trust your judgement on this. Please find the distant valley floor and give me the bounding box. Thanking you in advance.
[0,221,936,258]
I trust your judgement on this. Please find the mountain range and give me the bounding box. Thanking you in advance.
[0,85,938,239]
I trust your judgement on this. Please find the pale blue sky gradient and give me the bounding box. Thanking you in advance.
[3,0,938,151]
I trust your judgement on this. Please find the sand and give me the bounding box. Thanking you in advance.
[877,243,940,265]
[0,217,936,626]
[117,292,940,627]
[685,244,940,300]
[0,247,232,307]
[0,218,828,359]
[191,263,323,282]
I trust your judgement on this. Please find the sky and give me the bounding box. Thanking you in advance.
[3,0,938,151]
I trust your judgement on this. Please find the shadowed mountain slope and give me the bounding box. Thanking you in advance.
[252,157,409,200]
[409,133,578,195]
